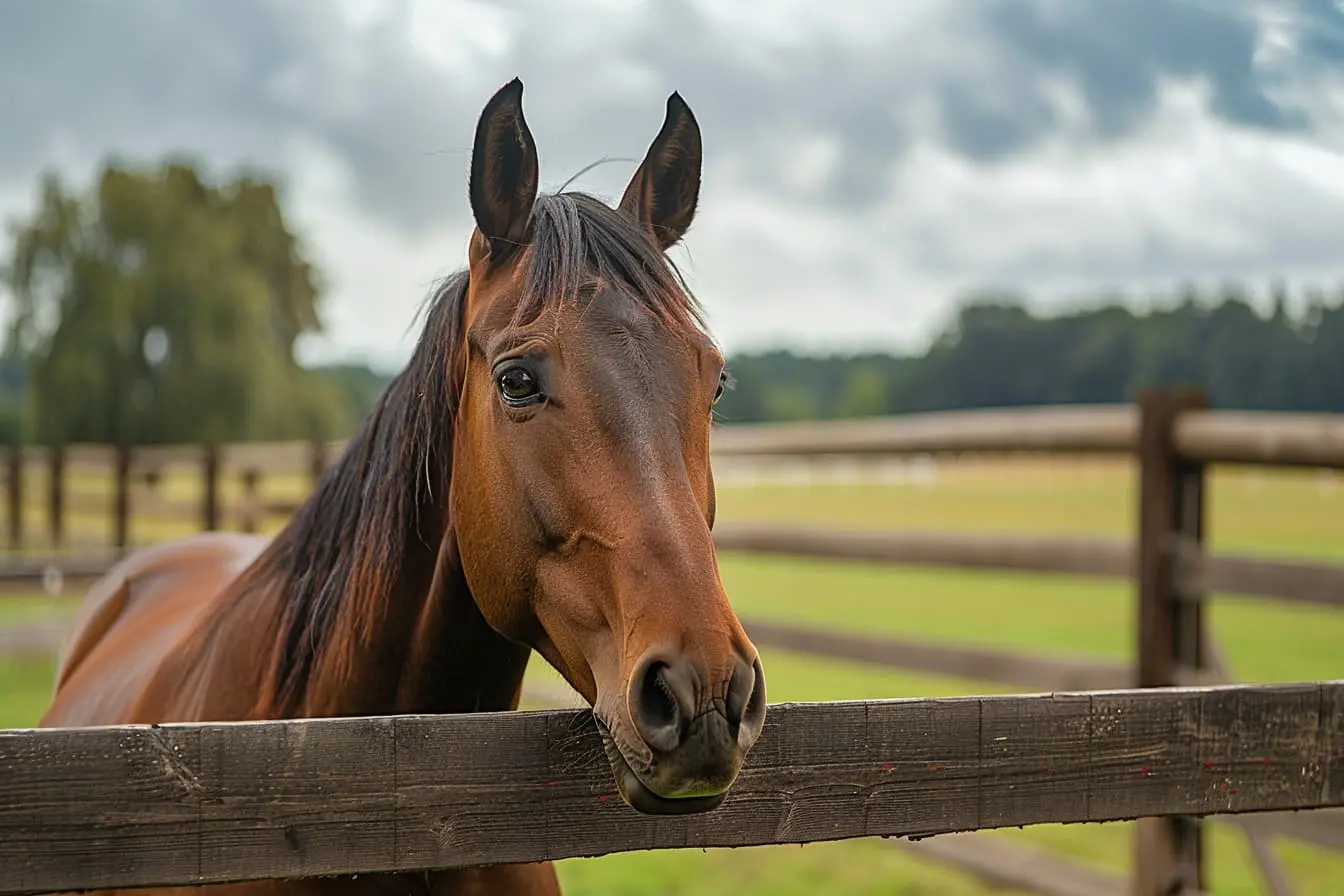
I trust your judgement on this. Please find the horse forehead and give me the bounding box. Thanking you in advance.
[585,283,661,333]
[471,278,708,388]
[574,295,701,385]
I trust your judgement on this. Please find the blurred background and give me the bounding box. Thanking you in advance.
[1,1,1342,894]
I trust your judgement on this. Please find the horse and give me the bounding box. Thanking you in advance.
[39,78,767,896]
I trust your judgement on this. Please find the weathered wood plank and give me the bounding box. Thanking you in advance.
[742,618,1131,691]
[3,628,1336,857]
[710,405,1137,458]
[0,683,1338,895]
[1175,543,1344,610]
[714,525,1134,579]
[199,717,399,883]
[1174,410,1344,470]
[524,648,1344,864]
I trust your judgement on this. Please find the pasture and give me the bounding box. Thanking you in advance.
[1,454,1341,894]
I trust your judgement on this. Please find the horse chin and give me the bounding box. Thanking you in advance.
[610,754,729,816]
[595,717,731,816]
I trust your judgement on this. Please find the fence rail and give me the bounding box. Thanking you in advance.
[1,681,1339,896]
[1174,410,1344,469]
[709,404,1140,458]
[713,526,1344,610]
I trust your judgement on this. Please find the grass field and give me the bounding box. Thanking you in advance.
[1,456,1341,894]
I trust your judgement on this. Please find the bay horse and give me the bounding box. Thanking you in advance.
[40,78,767,896]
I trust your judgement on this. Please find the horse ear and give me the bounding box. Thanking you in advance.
[619,92,702,250]
[469,77,539,264]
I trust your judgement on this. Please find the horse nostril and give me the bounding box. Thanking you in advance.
[630,656,693,753]
[642,663,678,729]
[725,656,765,730]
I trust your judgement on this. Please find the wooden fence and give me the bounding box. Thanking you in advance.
[1,389,1342,895]
[1,682,1340,896]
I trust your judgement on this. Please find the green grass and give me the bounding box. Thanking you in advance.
[555,839,1029,896]
[2,456,1341,893]
[0,653,58,729]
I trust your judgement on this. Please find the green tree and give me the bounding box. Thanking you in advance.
[3,159,344,444]
[835,364,890,418]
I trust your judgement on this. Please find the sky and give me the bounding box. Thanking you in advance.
[3,0,1344,372]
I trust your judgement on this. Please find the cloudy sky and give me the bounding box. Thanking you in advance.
[3,0,1344,371]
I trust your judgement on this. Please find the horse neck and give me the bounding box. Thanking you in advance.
[392,531,535,716]
[286,498,537,721]
[244,386,533,721]
[245,502,532,721]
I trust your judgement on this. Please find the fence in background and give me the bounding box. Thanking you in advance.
[2,389,1343,895]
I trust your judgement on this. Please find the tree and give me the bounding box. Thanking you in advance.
[3,159,346,444]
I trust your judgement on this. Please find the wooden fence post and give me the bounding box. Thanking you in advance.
[5,446,22,551]
[239,468,261,533]
[201,444,220,531]
[308,439,327,490]
[1133,386,1207,895]
[113,443,132,551]
[48,445,65,550]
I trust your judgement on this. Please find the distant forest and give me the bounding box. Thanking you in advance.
[712,283,1344,424]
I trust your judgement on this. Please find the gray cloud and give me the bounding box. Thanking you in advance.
[979,2,1305,141]
[0,1,478,231]
[2,0,1338,234]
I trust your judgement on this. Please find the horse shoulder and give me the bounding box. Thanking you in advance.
[45,531,270,725]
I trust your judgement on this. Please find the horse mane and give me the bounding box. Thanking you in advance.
[249,190,705,714]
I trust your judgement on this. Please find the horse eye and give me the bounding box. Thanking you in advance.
[712,371,728,406]
[497,366,541,405]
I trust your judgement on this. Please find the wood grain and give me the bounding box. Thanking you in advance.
[0,682,1338,895]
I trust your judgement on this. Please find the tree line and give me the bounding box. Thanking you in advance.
[1,158,1340,446]
[714,285,1344,424]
